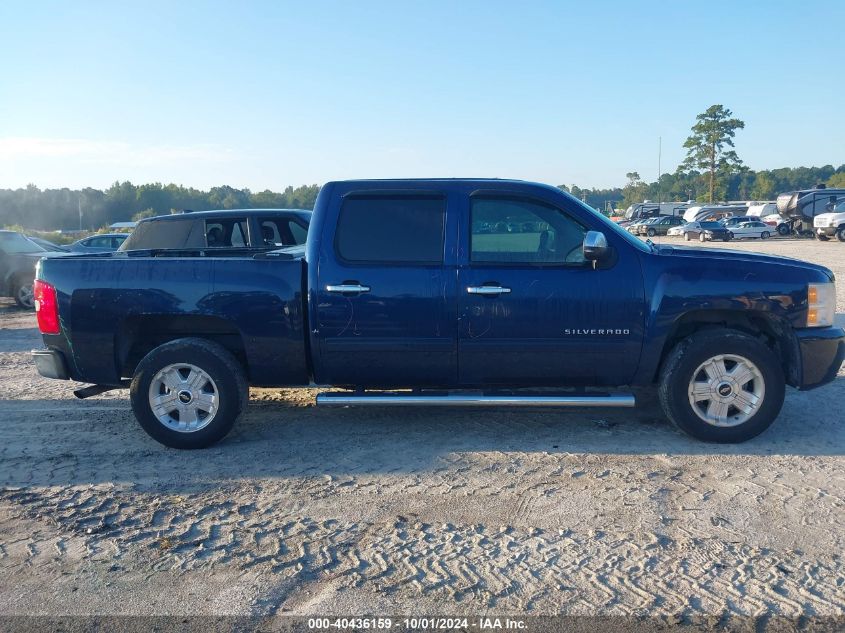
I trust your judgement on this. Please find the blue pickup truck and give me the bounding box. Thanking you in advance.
[31,179,844,448]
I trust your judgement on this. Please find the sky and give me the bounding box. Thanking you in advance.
[0,0,843,192]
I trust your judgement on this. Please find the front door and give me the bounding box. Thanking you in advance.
[315,192,457,387]
[458,194,645,387]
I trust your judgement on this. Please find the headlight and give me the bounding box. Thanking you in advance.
[806,282,836,327]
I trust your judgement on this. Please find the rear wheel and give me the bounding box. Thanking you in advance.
[658,330,785,443]
[130,338,248,449]
[761,231,770,239]
[647,228,656,237]
[12,277,34,309]
[699,232,706,242]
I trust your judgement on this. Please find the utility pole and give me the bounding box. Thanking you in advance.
[657,136,662,203]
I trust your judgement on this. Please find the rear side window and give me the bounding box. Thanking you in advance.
[335,195,445,263]
[205,218,248,247]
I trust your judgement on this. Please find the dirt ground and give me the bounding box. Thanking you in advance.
[1,237,844,623]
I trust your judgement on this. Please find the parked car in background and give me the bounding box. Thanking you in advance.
[729,221,772,240]
[26,236,69,252]
[675,221,730,241]
[719,216,757,229]
[637,215,684,237]
[119,209,311,251]
[626,217,658,234]
[69,233,128,253]
[666,223,688,237]
[0,230,67,308]
[813,200,845,242]
[700,223,733,242]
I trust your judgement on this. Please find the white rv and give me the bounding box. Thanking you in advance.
[622,201,693,224]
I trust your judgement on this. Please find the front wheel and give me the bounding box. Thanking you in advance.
[647,228,656,237]
[13,277,34,309]
[699,232,706,242]
[836,227,845,242]
[130,338,248,449]
[685,233,691,241]
[658,330,785,443]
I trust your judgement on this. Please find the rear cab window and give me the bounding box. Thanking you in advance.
[258,217,309,247]
[335,195,446,263]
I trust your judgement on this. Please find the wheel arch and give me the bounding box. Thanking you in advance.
[117,314,248,380]
[654,309,800,387]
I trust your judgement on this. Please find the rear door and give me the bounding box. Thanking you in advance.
[458,193,645,387]
[315,191,458,387]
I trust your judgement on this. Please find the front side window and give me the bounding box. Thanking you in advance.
[471,197,587,264]
[336,195,445,263]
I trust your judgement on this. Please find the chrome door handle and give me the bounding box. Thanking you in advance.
[326,284,371,293]
[467,286,511,295]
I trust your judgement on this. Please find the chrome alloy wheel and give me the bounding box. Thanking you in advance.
[148,363,219,433]
[687,354,765,427]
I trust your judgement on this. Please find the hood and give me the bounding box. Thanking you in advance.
[815,212,845,221]
[655,244,835,281]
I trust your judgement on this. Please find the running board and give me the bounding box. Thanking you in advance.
[316,391,635,408]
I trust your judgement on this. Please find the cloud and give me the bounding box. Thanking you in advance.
[0,137,238,166]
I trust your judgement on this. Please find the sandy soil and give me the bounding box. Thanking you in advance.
[1,237,844,622]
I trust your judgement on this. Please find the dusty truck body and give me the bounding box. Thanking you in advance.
[32,179,844,448]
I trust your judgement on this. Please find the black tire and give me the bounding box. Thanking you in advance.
[12,277,34,309]
[130,338,248,449]
[647,228,656,237]
[777,223,790,236]
[723,234,731,242]
[699,232,706,242]
[658,330,785,443]
[837,227,845,242]
[817,233,829,241]
[761,231,770,239]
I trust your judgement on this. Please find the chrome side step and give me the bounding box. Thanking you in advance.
[316,391,635,408]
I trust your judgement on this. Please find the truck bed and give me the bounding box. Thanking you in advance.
[37,250,309,386]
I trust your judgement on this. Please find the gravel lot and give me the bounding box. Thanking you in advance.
[1,237,844,623]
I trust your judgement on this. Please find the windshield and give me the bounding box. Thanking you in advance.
[0,232,44,253]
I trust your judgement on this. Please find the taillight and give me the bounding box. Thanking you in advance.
[34,280,60,334]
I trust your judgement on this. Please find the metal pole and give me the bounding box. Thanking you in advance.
[657,136,662,203]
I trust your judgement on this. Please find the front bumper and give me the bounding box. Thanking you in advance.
[816,227,837,237]
[32,349,69,380]
[794,327,845,390]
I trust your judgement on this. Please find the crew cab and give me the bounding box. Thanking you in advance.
[31,179,844,449]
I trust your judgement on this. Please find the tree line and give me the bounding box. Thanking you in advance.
[1,104,843,229]
[0,182,321,231]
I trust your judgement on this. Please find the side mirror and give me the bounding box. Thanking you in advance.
[582,231,608,265]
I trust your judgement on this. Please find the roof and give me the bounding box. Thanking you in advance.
[137,208,312,224]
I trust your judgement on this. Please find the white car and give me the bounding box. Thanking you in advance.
[666,223,686,237]
[729,221,772,240]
